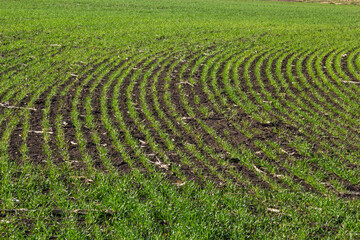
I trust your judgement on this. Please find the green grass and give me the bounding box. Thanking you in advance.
[1,0,360,238]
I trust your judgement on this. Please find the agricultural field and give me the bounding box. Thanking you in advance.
[1,0,360,238]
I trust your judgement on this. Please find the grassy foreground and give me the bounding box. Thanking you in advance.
[1,0,360,238]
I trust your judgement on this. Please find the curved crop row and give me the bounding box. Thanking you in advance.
[2,43,360,200]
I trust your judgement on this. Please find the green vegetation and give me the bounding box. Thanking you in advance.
[1,0,360,238]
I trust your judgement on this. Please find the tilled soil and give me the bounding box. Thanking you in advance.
[3,44,360,199]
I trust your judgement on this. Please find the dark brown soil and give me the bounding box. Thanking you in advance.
[3,44,360,199]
